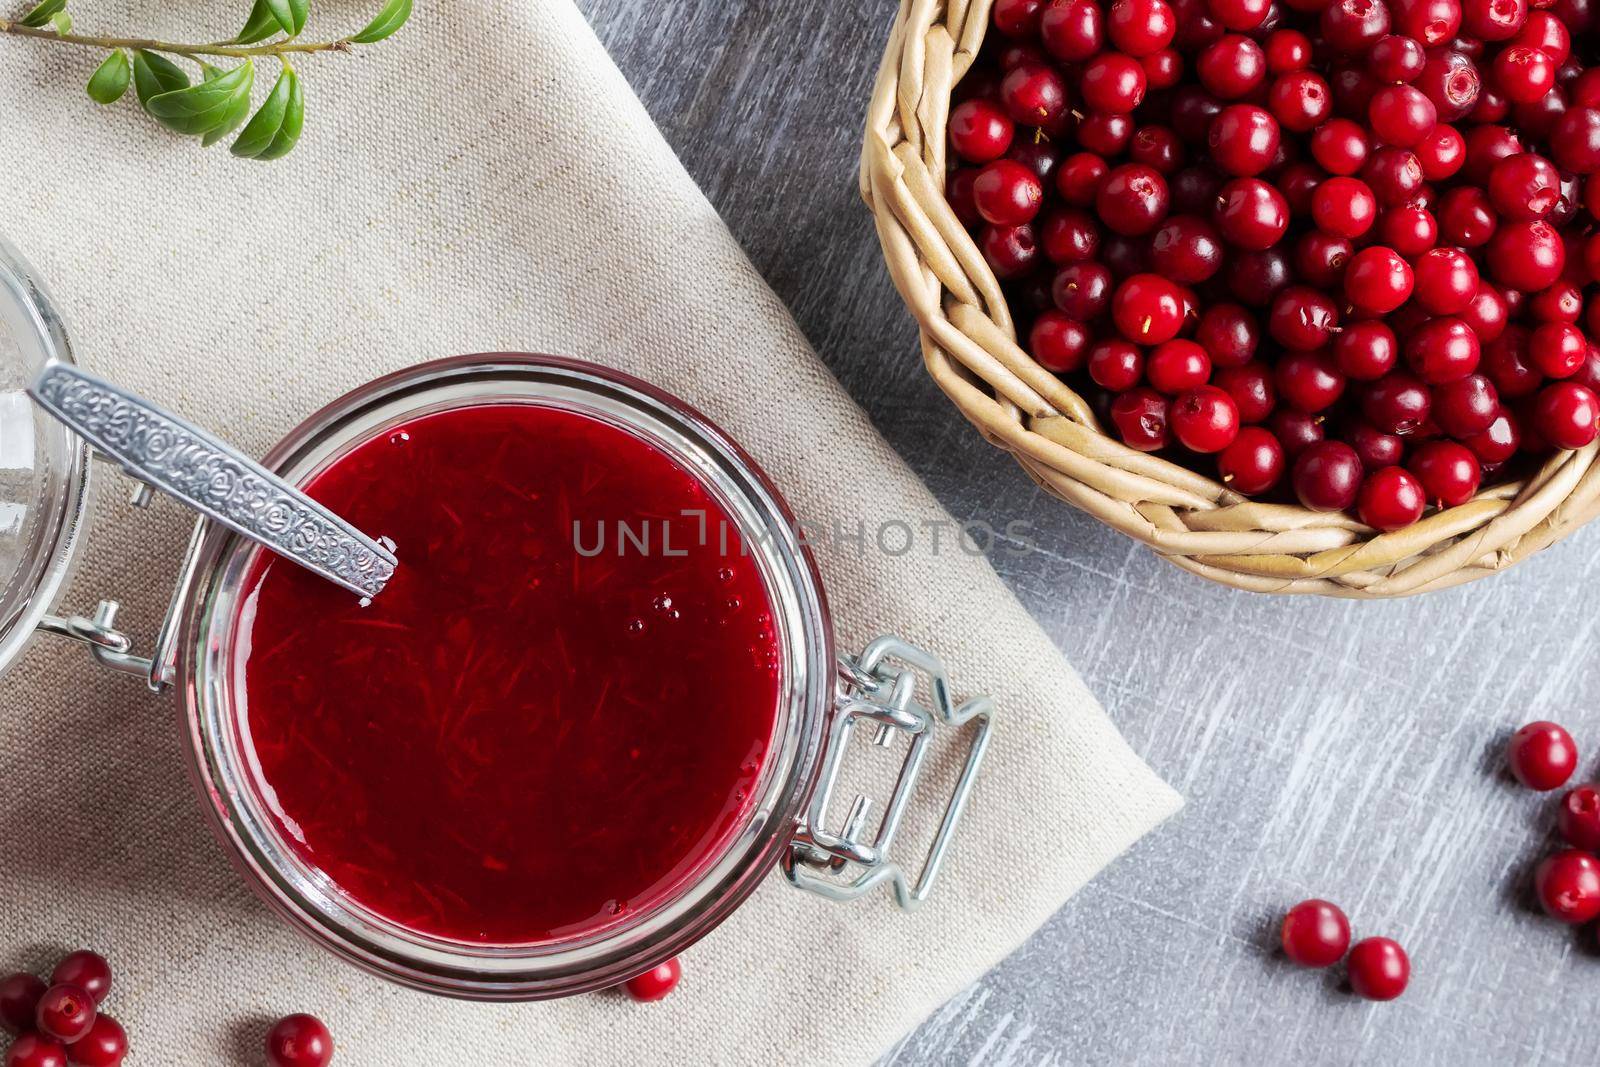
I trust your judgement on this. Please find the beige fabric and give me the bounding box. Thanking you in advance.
[0,1,1179,1063]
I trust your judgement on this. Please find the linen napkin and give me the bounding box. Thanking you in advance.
[0,1,1181,1062]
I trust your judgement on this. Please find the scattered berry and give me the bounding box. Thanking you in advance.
[1280,899,1351,967]
[5,1035,66,1067]
[1507,721,1578,790]
[1346,937,1410,1001]
[47,954,109,1009]
[33,986,93,1045]
[624,958,683,1002]
[1534,849,1600,924]
[0,974,44,1037]
[265,1014,334,1067]
[1557,785,1600,852]
[64,1015,126,1067]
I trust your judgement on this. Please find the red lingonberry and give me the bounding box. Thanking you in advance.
[6,1035,68,1067]
[1215,363,1277,422]
[1408,440,1482,505]
[1311,177,1378,237]
[1113,273,1187,344]
[624,958,684,1002]
[64,1015,127,1067]
[34,985,93,1045]
[1410,246,1479,314]
[1214,177,1289,249]
[1096,163,1172,235]
[1432,374,1499,436]
[1535,850,1600,924]
[48,954,110,1009]
[1088,338,1146,391]
[1358,466,1426,529]
[1529,322,1587,378]
[1310,117,1371,174]
[1041,0,1105,61]
[1081,52,1150,113]
[1344,246,1414,312]
[1147,339,1212,393]
[1405,317,1480,383]
[1171,385,1242,451]
[1280,899,1351,967]
[1029,311,1093,373]
[949,99,1016,163]
[1111,387,1174,450]
[1508,721,1578,790]
[1293,440,1364,510]
[1558,785,1600,851]
[1347,937,1410,1001]
[973,159,1046,226]
[1335,321,1399,380]
[265,1014,335,1067]
[0,974,45,1037]
[1052,261,1114,320]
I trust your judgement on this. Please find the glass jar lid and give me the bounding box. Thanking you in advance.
[0,238,91,679]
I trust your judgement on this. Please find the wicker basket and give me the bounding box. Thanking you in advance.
[861,0,1600,597]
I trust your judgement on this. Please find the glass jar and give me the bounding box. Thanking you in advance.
[0,237,92,674]
[0,243,994,1001]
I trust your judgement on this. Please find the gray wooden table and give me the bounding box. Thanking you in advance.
[577,2,1600,1064]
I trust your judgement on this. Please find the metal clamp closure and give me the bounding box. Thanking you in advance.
[782,635,995,910]
[37,601,154,680]
[34,488,205,692]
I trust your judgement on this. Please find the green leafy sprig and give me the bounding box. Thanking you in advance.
[0,0,412,160]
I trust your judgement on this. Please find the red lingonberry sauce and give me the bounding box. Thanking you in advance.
[232,403,782,944]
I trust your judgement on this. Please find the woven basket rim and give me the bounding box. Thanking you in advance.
[860,0,1600,598]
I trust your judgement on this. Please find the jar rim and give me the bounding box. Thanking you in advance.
[179,354,834,999]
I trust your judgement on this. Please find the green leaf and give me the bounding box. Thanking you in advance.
[265,0,309,35]
[234,0,281,44]
[201,77,254,146]
[232,65,303,160]
[85,50,130,104]
[349,0,410,43]
[47,9,69,33]
[144,60,255,136]
[18,0,65,28]
[132,50,188,106]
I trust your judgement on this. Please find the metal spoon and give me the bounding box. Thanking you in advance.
[28,361,395,599]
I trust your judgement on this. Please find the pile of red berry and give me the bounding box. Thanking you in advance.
[949,0,1600,527]
[0,941,676,1066]
[0,952,124,1067]
[1505,720,1600,930]
[1279,899,1411,998]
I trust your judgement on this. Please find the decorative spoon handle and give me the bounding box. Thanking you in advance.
[29,362,396,599]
